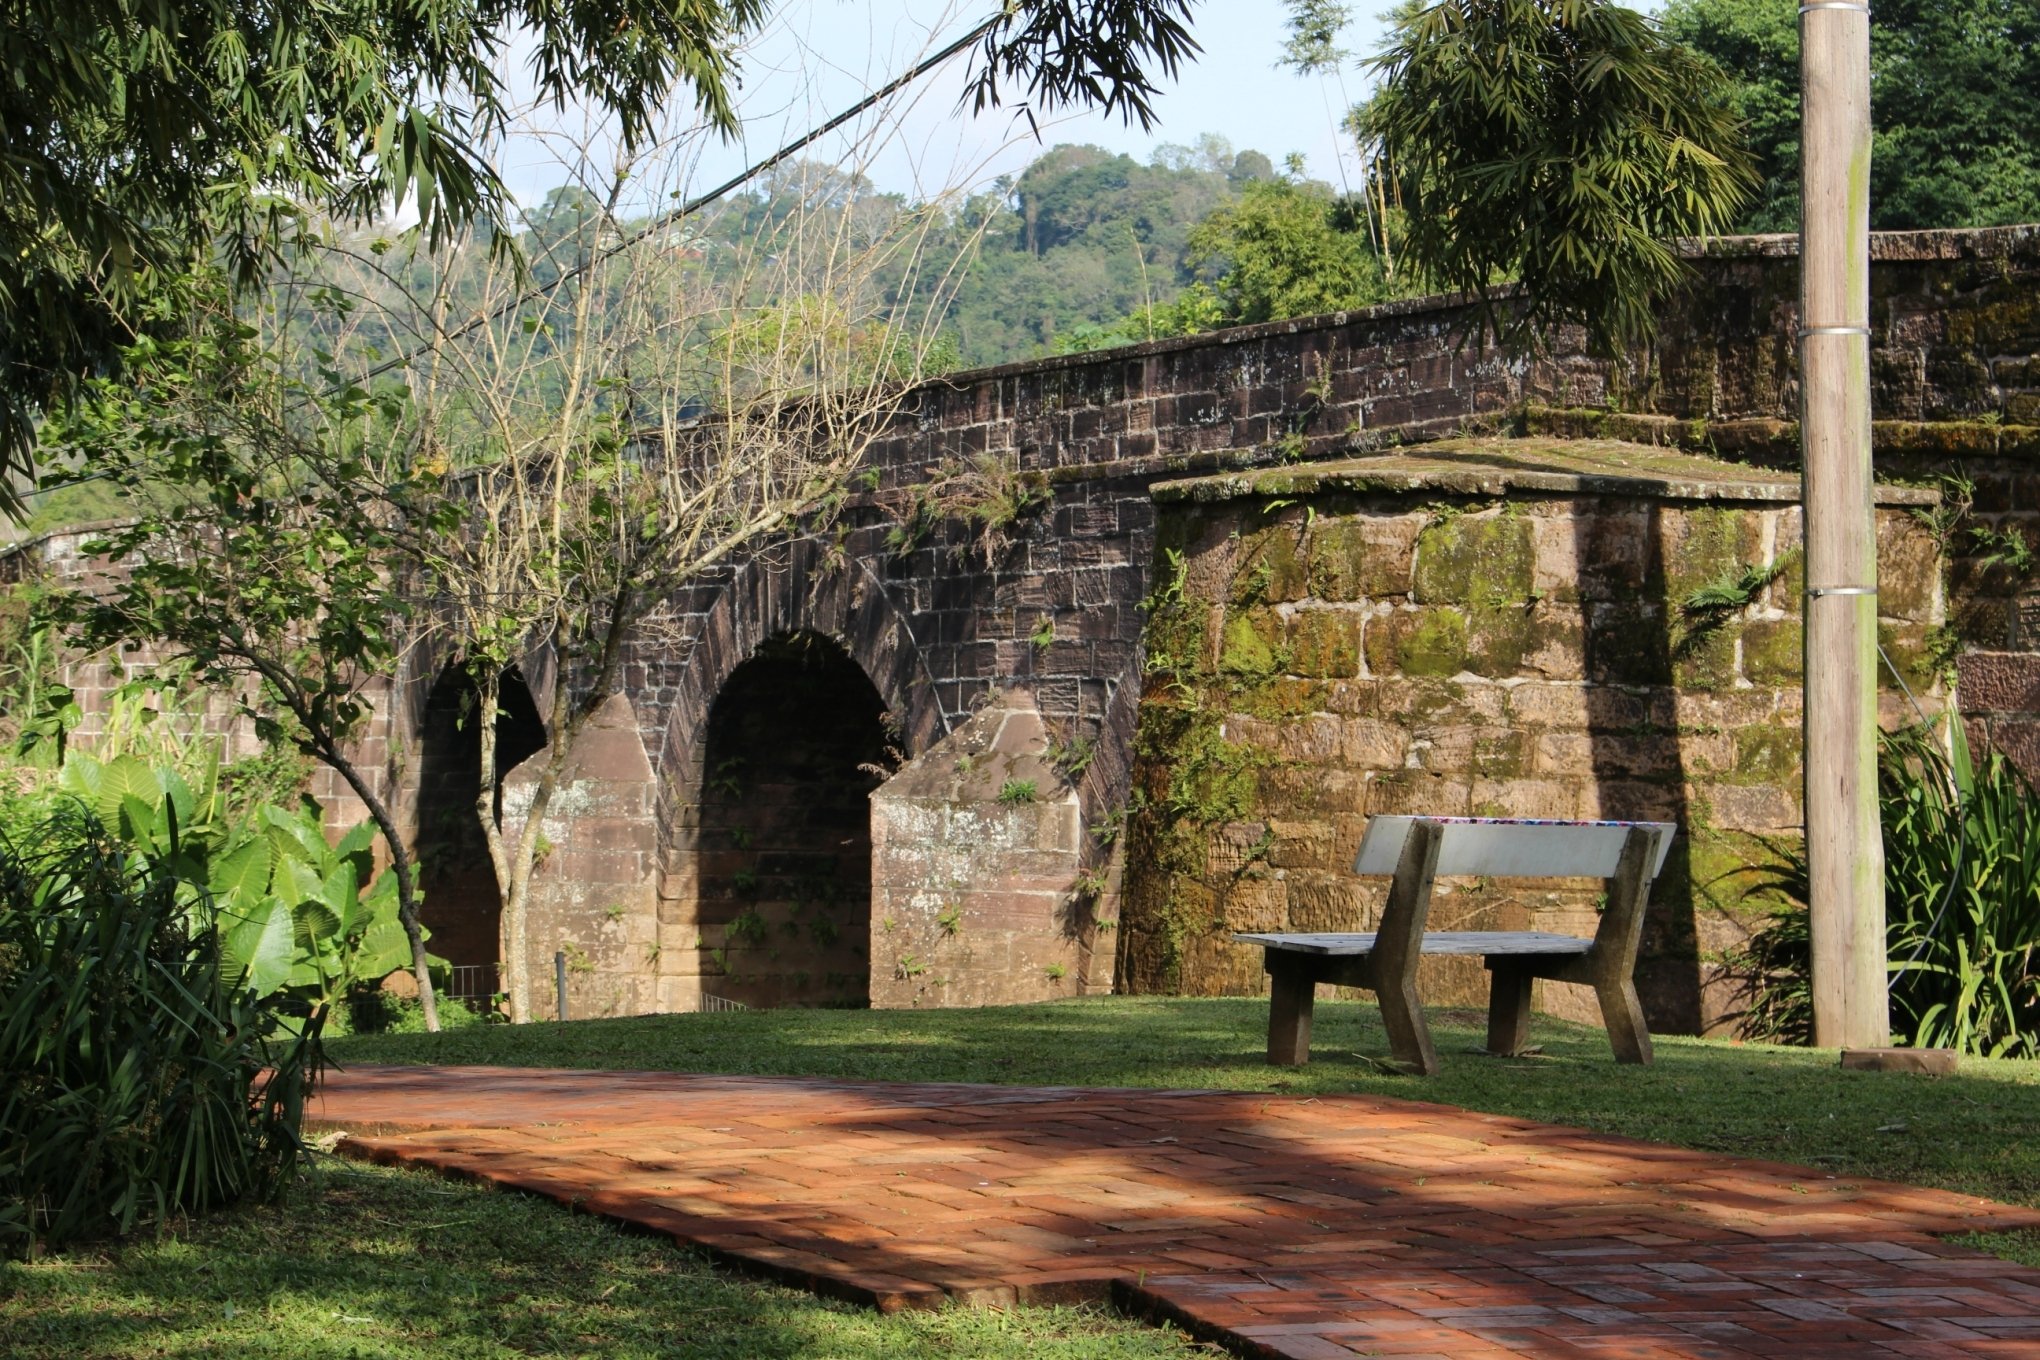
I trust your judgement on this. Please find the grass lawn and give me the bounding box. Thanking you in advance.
[329,995,2040,1223]
[0,1159,1199,1360]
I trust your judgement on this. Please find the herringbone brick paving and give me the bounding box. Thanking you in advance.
[311,1066,2040,1357]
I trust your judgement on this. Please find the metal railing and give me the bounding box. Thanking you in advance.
[440,964,498,1002]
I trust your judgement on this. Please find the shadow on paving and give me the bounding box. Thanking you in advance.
[314,1065,2040,1359]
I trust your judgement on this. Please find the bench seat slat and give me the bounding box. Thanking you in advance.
[1235,930,1594,957]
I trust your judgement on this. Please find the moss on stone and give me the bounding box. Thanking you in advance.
[1473,729,1531,779]
[1140,600,1213,683]
[1945,288,2040,352]
[1877,621,1939,692]
[1396,678,1475,724]
[1466,603,1541,677]
[1367,606,1470,677]
[1287,610,1364,678]
[1303,520,1362,602]
[1684,826,1798,926]
[1228,676,1320,720]
[1219,609,1287,676]
[1730,725,1800,786]
[1119,673,1303,990]
[1741,619,1804,688]
[1671,626,1739,693]
[1663,507,1756,601]
[1412,509,1534,608]
[1230,524,1308,605]
[1305,519,1414,601]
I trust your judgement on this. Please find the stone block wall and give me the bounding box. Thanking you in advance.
[5,225,2034,1025]
[868,694,1099,1009]
[1118,441,1943,1033]
[500,693,661,1019]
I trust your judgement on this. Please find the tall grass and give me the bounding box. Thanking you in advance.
[1725,718,2040,1055]
[1883,721,2040,1056]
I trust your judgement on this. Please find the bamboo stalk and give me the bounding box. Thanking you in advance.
[1800,0,1888,1047]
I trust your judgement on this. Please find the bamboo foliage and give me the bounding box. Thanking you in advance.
[1357,0,1758,350]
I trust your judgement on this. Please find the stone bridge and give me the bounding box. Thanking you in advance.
[11,226,2040,1032]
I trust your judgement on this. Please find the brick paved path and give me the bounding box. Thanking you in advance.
[312,1066,2040,1358]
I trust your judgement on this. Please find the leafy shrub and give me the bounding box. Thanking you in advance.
[54,752,419,1019]
[1882,722,2040,1056]
[1725,718,2040,1055]
[1,753,429,1254]
[0,805,311,1256]
[340,990,490,1036]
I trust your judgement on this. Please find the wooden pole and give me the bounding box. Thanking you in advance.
[1800,0,1889,1047]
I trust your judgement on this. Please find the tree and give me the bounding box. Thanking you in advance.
[928,143,1244,359]
[1664,0,2040,231]
[40,304,454,1029]
[0,0,1209,511]
[0,0,769,511]
[1352,0,1758,352]
[1185,179,1397,324]
[284,117,971,1020]
[23,3,1214,1023]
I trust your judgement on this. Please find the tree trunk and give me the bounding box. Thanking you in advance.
[318,741,440,1032]
[477,599,637,1022]
[470,666,525,1023]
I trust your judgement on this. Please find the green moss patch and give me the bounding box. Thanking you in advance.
[1413,509,1535,608]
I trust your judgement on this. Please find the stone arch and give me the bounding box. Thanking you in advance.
[692,632,891,1007]
[653,535,948,828]
[646,536,947,1011]
[410,664,547,1000]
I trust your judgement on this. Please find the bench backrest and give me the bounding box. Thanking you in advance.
[1353,816,1675,880]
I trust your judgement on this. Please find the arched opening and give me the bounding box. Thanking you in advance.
[696,632,891,1008]
[412,666,548,1002]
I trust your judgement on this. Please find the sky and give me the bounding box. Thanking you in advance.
[496,1,1392,214]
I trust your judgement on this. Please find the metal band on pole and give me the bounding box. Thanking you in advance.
[1798,326,1872,336]
[1799,3,1868,11]
[1806,586,1878,598]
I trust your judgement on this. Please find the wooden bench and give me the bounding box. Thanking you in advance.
[1236,816,1675,1075]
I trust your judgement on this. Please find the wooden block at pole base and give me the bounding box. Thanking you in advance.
[1840,1047,1959,1075]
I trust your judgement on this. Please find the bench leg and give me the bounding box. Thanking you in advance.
[1376,974,1439,1076]
[1595,977,1655,1065]
[1266,956,1317,1066]
[1486,962,1535,1057]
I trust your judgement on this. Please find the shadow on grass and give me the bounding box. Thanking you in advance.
[0,1161,1197,1360]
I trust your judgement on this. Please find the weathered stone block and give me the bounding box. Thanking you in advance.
[1958,650,2040,711]
[1230,524,1311,605]
[1367,605,1470,677]
[1306,516,1421,600]
[1412,510,1536,607]
[1219,609,1287,676]
[1703,781,1802,833]
[1741,619,1805,687]
[1287,609,1364,678]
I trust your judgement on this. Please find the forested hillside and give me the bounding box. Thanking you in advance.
[930,135,1406,365]
[938,138,1256,362]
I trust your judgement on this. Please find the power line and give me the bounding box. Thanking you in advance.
[19,16,1000,507]
[347,15,1000,392]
